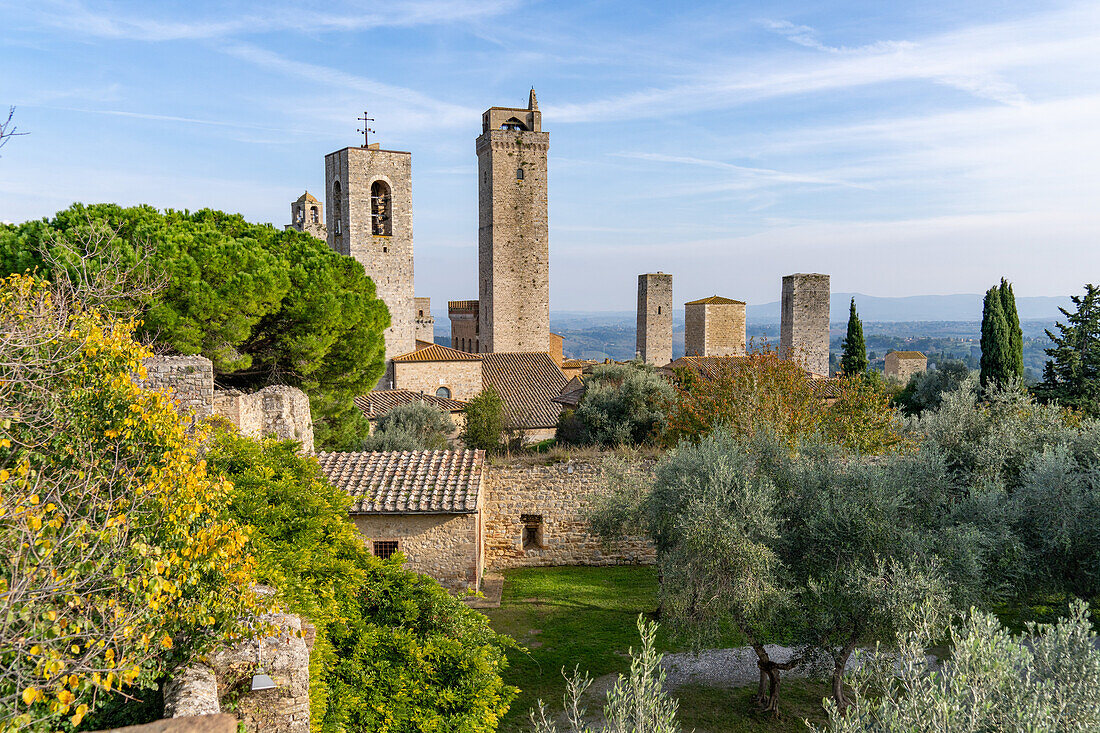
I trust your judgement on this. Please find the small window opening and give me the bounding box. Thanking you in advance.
[501,117,527,131]
[295,207,304,223]
[371,180,392,236]
[516,168,525,180]
[310,206,319,223]
[383,246,388,253]
[474,338,479,352]
[418,310,424,317]
[658,306,662,315]
[373,540,399,559]
[332,181,343,237]
[521,514,543,550]
[436,386,451,399]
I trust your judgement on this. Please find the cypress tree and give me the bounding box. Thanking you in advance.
[980,286,1012,390]
[999,278,1024,380]
[840,297,868,375]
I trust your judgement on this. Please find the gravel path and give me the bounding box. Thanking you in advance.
[659,644,829,690]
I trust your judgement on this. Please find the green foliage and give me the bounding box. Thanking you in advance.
[556,362,673,447]
[0,274,263,731]
[1037,283,1100,416]
[980,285,1013,390]
[0,204,388,450]
[462,386,507,452]
[205,429,517,732]
[361,401,455,451]
[1000,279,1025,380]
[893,359,970,416]
[816,601,1100,732]
[840,298,868,375]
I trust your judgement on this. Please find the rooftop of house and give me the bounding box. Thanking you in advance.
[552,375,586,407]
[392,343,482,363]
[354,389,467,419]
[482,351,568,429]
[888,351,927,360]
[315,449,485,514]
[684,295,746,306]
[415,339,435,351]
[294,191,320,204]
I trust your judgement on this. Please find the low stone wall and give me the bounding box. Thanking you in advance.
[214,386,314,453]
[142,356,214,418]
[352,512,481,591]
[484,458,655,570]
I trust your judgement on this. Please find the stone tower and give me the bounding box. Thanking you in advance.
[637,273,672,366]
[780,273,830,376]
[286,191,327,240]
[414,297,434,344]
[684,296,746,357]
[325,141,415,381]
[477,89,550,353]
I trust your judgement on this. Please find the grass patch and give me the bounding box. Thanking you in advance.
[676,681,829,732]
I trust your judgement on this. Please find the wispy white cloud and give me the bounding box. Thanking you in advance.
[33,0,519,41]
[761,20,913,55]
[611,151,870,189]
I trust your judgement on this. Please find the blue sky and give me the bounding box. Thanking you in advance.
[2,0,1098,311]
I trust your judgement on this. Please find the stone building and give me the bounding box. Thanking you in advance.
[885,350,927,383]
[325,140,415,382]
[414,296,434,344]
[448,299,480,353]
[285,191,326,240]
[316,450,486,592]
[637,273,672,366]
[477,89,550,353]
[684,296,746,357]
[780,273,831,377]
[391,343,483,401]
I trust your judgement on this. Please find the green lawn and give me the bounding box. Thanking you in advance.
[481,566,830,732]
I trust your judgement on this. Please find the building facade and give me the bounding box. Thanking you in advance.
[780,273,831,377]
[885,350,927,383]
[325,143,415,379]
[448,299,480,353]
[476,89,550,353]
[684,296,746,357]
[637,273,673,366]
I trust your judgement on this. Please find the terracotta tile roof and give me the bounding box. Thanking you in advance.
[888,351,926,359]
[392,343,482,362]
[315,449,485,514]
[684,295,745,305]
[562,358,596,369]
[482,352,568,429]
[354,390,467,419]
[415,339,435,351]
[552,375,587,407]
[295,191,320,204]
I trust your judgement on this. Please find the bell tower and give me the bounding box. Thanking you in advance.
[476,89,550,353]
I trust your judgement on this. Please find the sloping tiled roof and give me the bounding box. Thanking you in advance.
[562,358,596,370]
[295,191,320,204]
[392,343,482,362]
[415,339,435,351]
[684,295,745,305]
[552,375,587,407]
[888,351,926,359]
[354,390,467,419]
[315,449,484,514]
[482,352,568,429]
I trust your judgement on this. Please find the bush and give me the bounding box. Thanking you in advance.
[0,274,263,730]
[556,362,673,447]
[894,360,970,416]
[461,386,506,453]
[205,429,516,731]
[362,401,455,452]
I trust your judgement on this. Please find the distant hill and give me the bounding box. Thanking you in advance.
[748,293,1074,323]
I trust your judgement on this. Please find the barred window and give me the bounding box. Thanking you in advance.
[373,540,399,559]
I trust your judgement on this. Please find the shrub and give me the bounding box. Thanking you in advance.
[0,274,262,730]
[361,401,454,451]
[461,386,506,453]
[893,359,970,416]
[556,362,673,447]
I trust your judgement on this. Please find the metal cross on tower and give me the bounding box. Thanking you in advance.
[357,111,375,148]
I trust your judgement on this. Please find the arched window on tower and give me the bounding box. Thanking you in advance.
[332,181,343,237]
[501,117,527,131]
[371,180,392,236]
[310,206,319,223]
[516,168,525,180]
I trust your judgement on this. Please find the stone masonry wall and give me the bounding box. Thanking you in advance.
[414,296,434,344]
[780,273,831,377]
[637,273,672,366]
[885,353,927,383]
[703,301,746,357]
[352,512,481,591]
[393,359,484,402]
[212,386,314,452]
[142,356,214,418]
[484,459,655,570]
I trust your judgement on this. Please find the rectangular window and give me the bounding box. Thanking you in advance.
[521,514,543,550]
[373,540,399,559]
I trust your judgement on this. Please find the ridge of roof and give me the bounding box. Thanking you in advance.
[684,295,746,305]
[888,350,926,359]
[392,343,482,362]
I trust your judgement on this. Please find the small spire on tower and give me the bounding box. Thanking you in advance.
[528,87,538,111]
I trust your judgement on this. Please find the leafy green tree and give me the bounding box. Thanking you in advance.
[556,362,673,447]
[461,386,506,452]
[1037,284,1100,416]
[980,285,1012,390]
[1000,278,1024,380]
[0,204,388,450]
[816,601,1100,732]
[205,430,517,732]
[362,401,455,451]
[840,297,868,375]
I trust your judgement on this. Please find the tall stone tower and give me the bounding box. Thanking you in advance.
[286,191,326,240]
[637,273,672,366]
[414,297,434,344]
[780,273,830,376]
[325,141,415,382]
[684,296,746,357]
[477,89,550,353]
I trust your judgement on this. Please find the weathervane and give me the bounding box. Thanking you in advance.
[357,111,375,147]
